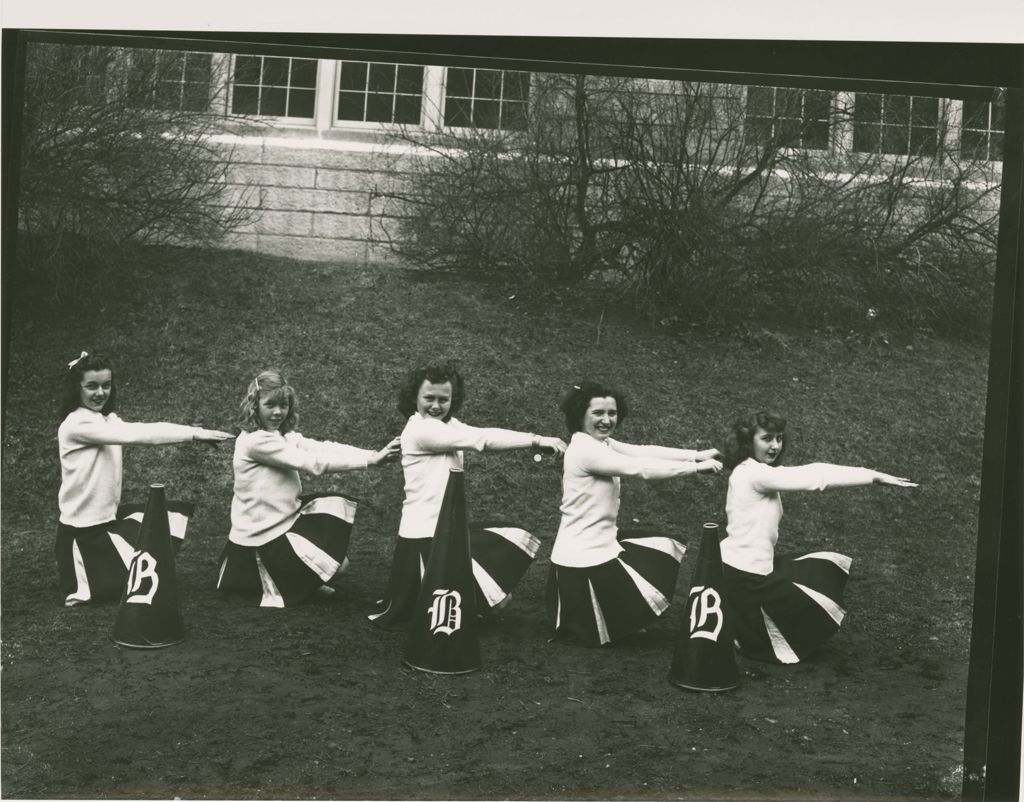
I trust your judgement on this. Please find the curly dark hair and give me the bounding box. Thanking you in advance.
[397,361,465,421]
[60,352,117,420]
[721,411,788,470]
[560,381,629,435]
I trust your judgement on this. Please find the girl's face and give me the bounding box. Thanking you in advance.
[79,369,113,413]
[416,380,453,420]
[258,392,290,432]
[751,426,784,464]
[582,396,618,441]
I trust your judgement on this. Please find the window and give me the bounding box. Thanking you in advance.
[443,68,529,130]
[853,93,941,156]
[744,86,831,149]
[230,55,317,119]
[129,50,213,112]
[336,61,424,125]
[961,94,1005,161]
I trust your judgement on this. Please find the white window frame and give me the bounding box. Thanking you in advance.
[329,60,431,130]
[227,53,320,125]
[439,66,532,132]
[743,85,834,151]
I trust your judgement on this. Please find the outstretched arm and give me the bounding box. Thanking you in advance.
[413,418,567,455]
[67,418,233,446]
[749,463,917,493]
[610,440,720,462]
[577,439,722,480]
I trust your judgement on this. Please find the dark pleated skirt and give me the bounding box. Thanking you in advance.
[368,519,541,630]
[721,550,852,664]
[546,529,687,646]
[217,493,357,607]
[55,501,192,606]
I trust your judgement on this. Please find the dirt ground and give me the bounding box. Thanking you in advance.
[1,512,971,801]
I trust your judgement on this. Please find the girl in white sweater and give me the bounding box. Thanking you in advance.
[368,361,567,629]
[217,370,400,607]
[720,411,917,664]
[57,352,232,606]
[547,382,722,646]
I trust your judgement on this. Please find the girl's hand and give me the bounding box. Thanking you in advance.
[194,428,234,442]
[371,436,402,465]
[537,436,568,455]
[695,448,722,462]
[696,458,724,474]
[873,472,918,487]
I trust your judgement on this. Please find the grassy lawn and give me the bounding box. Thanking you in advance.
[1,245,990,800]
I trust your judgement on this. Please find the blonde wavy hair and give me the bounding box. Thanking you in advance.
[238,370,298,433]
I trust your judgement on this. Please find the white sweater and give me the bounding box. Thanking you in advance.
[398,414,532,539]
[551,432,699,567]
[58,407,198,527]
[722,457,877,576]
[228,429,374,546]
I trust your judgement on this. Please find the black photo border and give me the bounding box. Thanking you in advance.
[3,30,1022,802]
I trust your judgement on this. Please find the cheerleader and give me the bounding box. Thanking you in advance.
[216,370,401,607]
[720,411,917,664]
[548,382,722,646]
[368,361,567,629]
[57,351,233,606]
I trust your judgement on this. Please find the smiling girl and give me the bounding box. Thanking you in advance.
[547,381,722,646]
[216,370,400,607]
[57,351,233,606]
[720,411,917,664]
[368,361,567,629]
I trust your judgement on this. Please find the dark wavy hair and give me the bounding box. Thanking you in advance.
[397,361,465,421]
[238,370,298,433]
[721,411,788,470]
[60,352,117,420]
[560,381,629,435]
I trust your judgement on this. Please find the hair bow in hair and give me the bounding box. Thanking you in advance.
[66,351,89,370]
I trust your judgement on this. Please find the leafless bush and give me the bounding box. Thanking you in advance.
[16,43,258,297]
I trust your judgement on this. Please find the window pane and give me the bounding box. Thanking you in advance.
[855,93,881,124]
[367,63,396,92]
[337,92,366,120]
[910,125,937,156]
[473,70,500,99]
[805,121,829,149]
[394,94,422,124]
[960,130,987,160]
[446,68,473,97]
[262,57,290,87]
[182,82,209,112]
[396,65,424,94]
[231,85,259,114]
[884,94,910,124]
[503,101,528,131]
[290,58,318,89]
[777,118,801,143]
[853,125,879,152]
[365,92,393,122]
[262,86,287,116]
[777,88,801,117]
[746,86,774,116]
[804,90,830,121]
[881,124,907,154]
[185,53,212,82]
[287,88,315,118]
[911,97,938,126]
[989,132,1003,160]
[233,55,262,85]
[445,96,472,127]
[474,99,500,128]
[339,61,368,90]
[503,71,530,101]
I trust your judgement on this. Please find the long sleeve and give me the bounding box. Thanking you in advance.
[576,436,693,481]
[63,416,199,447]
[748,463,876,493]
[410,416,532,453]
[609,439,699,462]
[247,431,371,476]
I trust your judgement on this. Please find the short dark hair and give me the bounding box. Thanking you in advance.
[560,381,629,434]
[721,411,788,469]
[61,352,117,420]
[397,361,465,421]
